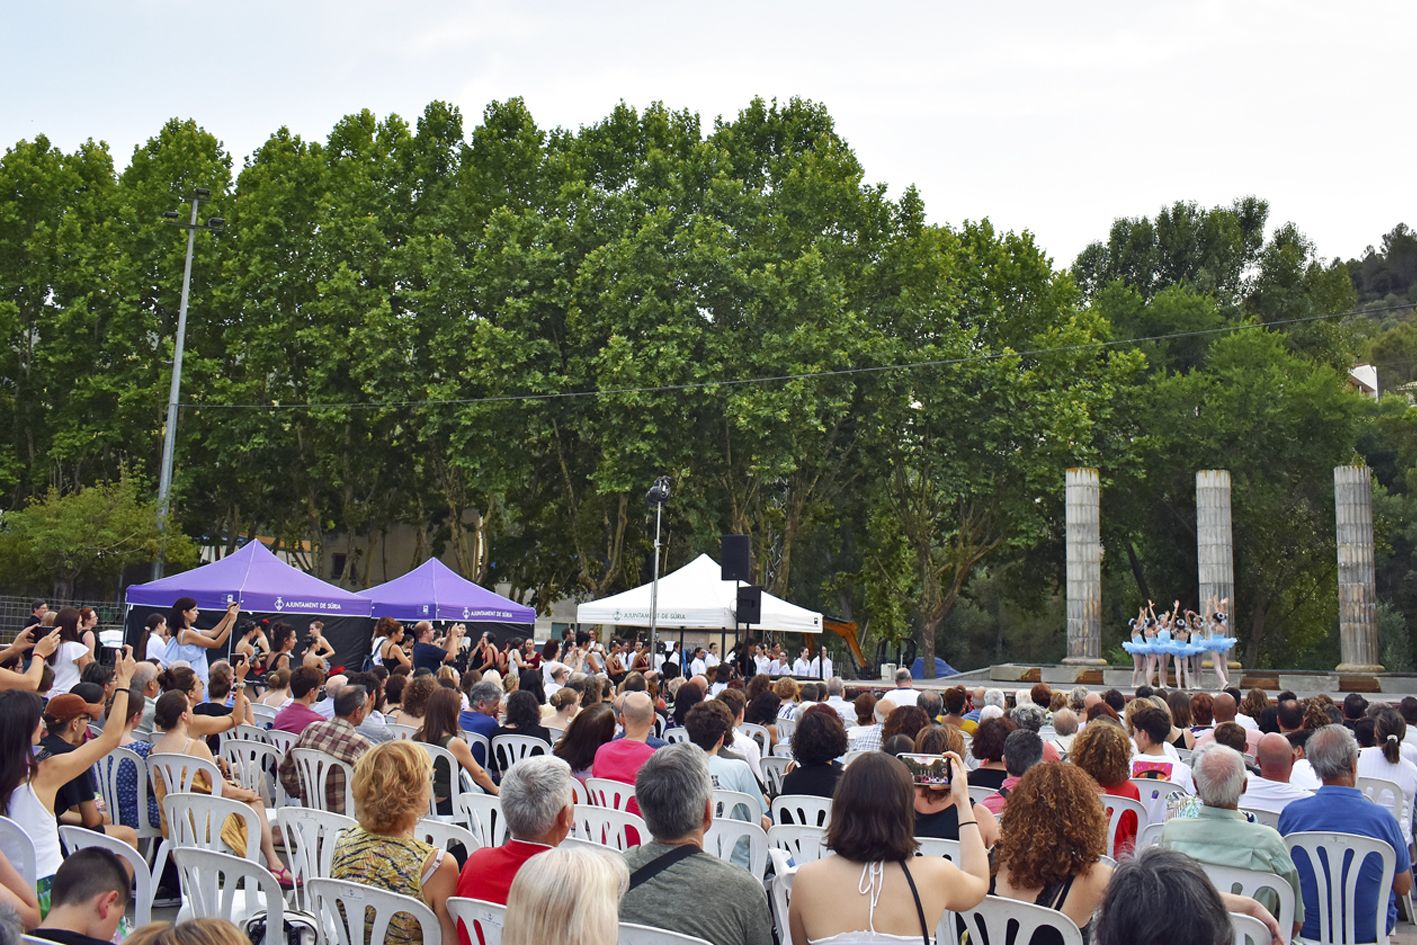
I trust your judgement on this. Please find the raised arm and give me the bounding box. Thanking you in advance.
[441,624,464,663]
[34,649,135,800]
[0,632,59,691]
[940,750,989,908]
[197,602,241,647]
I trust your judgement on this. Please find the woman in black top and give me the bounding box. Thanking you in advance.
[493,689,554,746]
[911,725,1000,846]
[781,704,847,798]
[968,716,1015,790]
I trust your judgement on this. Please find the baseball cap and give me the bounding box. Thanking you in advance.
[43,693,100,723]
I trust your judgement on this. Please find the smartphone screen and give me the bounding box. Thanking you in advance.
[898,752,952,786]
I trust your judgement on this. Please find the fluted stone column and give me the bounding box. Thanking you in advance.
[1335,465,1383,672]
[1196,470,1235,616]
[1064,468,1105,664]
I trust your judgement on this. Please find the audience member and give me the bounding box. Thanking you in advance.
[36,693,139,847]
[1194,692,1261,753]
[716,688,764,782]
[780,704,848,799]
[1160,744,1303,937]
[1129,703,1195,821]
[1008,703,1062,762]
[1279,724,1413,943]
[277,683,374,815]
[592,692,659,814]
[271,667,325,734]
[1357,707,1417,845]
[393,674,439,728]
[789,752,987,945]
[123,919,250,945]
[554,703,616,783]
[941,686,976,734]
[332,741,457,945]
[1238,732,1312,815]
[848,696,892,753]
[823,678,855,726]
[25,848,131,945]
[492,690,554,755]
[132,661,161,734]
[887,668,920,706]
[1070,719,1142,854]
[917,690,943,724]
[310,673,348,720]
[503,845,628,945]
[881,705,929,746]
[968,717,1014,790]
[343,670,393,743]
[980,729,1043,815]
[1094,848,1280,945]
[911,725,1000,847]
[415,687,498,808]
[459,680,503,765]
[618,744,773,945]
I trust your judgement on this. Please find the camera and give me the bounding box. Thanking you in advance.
[898,753,952,786]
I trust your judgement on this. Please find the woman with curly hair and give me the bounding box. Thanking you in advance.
[880,705,930,746]
[1240,688,1270,726]
[781,704,849,798]
[789,752,988,945]
[332,741,457,945]
[773,676,801,723]
[1070,720,1142,854]
[912,725,1000,846]
[990,763,1113,939]
[968,717,1016,790]
[393,674,439,727]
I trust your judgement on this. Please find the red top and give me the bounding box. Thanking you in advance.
[454,840,553,945]
[271,702,323,735]
[590,739,656,815]
[1103,780,1142,854]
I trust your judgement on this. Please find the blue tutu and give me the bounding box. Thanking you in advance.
[1122,639,1154,655]
[1163,638,1202,658]
[1203,636,1237,653]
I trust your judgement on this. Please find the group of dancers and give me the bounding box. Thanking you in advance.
[1121,597,1238,689]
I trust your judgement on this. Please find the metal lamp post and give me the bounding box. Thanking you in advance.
[153,188,223,579]
[646,476,672,661]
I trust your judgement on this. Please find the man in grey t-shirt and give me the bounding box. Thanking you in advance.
[619,743,772,945]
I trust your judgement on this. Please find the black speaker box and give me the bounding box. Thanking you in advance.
[721,534,751,582]
[736,585,763,624]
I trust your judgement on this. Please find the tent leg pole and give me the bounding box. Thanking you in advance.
[648,502,663,663]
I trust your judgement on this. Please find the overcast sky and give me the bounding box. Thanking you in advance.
[5,1,1413,266]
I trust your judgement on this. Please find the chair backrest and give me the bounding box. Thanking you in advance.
[841,750,868,767]
[1100,794,1148,858]
[776,718,797,742]
[221,738,281,806]
[961,894,1085,945]
[248,703,278,726]
[58,824,154,927]
[560,836,616,853]
[1240,806,1281,829]
[1358,776,1409,835]
[490,734,550,772]
[767,823,828,864]
[1284,830,1397,945]
[1201,864,1296,937]
[653,714,666,739]
[712,788,758,823]
[546,726,564,743]
[1130,777,1190,803]
[265,728,297,754]
[569,777,589,807]
[0,816,36,889]
[663,727,692,745]
[415,817,481,858]
[771,741,794,758]
[1136,821,1165,850]
[740,723,772,756]
[572,804,647,852]
[914,837,960,861]
[148,752,223,797]
[768,848,797,945]
[292,747,355,814]
[387,722,417,740]
[416,741,465,817]
[458,792,509,848]
[759,756,792,796]
[966,785,998,806]
[463,731,491,767]
[586,777,637,812]
[1230,912,1271,945]
[235,723,271,743]
[173,847,285,945]
[703,818,769,881]
[448,896,506,945]
[162,791,261,861]
[94,746,160,836]
[309,876,439,945]
[619,922,714,945]
[1177,747,1194,763]
[771,794,831,827]
[277,806,355,911]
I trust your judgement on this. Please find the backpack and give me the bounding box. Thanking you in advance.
[243,909,322,945]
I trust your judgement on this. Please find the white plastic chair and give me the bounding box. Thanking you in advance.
[1357,772,1413,921]
[277,807,354,913]
[561,835,616,853]
[1231,911,1272,945]
[663,727,692,745]
[740,723,772,756]
[768,848,797,945]
[162,792,261,861]
[546,726,564,743]
[572,804,647,851]
[58,824,155,927]
[222,738,281,806]
[448,895,506,945]
[415,817,480,858]
[93,747,163,850]
[767,823,828,864]
[386,722,417,740]
[292,747,356,815]
[309,876,439,945]
[771,794,832,827]
[569,777,589,807]
[1284,831,1397,945]
[713,788,760,823]
[248,703,278,727]
[0,816,36,888]
[417,741,476,817]
[914,837,960,860]
[148,752,223,797]
[1137,821,1165,850]
[490,734,550,772]
[1200,864,1296,942]
[463,731,491,767]
[173,847,285,945]
[967,785,998,806]
[760,756,791,796]
[776,718,797,743]
[704,818,769,881]
[1240,806,1282,829]
[265,728,297,755]
[1100,794,1148,858]
[236,723,270,743]
[841,750,868,767]
[586,777,637,811]
[459,792,509,847]
[772,741,794,758]
[960,894,1084,945]
[619,923,714,945]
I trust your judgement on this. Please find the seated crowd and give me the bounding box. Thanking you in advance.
[3,608,1417,945]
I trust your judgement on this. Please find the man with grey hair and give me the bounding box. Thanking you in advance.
[619,744,772,945]
[1280,725,1412,943]
[917,689,943,723]
[1068,686,1089,713]
[454,755,574,904]
[460,679,503,765]
[1161,743,1303,936]
[1050,707,1079,754]
[311,673,347,720]
[1009,703,1062,762]
[132,661,161,734]
[823,677,854,727]
[890,667,920,706]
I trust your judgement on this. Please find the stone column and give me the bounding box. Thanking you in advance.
[1335,465,1383,672]
[1064,468,1105,664]
[1196,470,1235,615]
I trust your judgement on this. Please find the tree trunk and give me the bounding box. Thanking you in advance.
[1125,541,1151,602]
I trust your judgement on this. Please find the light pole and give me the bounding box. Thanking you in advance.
[153,188,223,579]
[646,475,671,662]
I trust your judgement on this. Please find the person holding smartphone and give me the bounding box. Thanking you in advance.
[164,599,240,688]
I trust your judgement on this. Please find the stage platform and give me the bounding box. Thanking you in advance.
[839,663,1417,700]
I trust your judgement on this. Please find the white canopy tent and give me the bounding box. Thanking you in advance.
[576,553,823,634]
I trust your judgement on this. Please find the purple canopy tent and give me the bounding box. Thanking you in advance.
[360,557,534,624]
[123,540,373,670]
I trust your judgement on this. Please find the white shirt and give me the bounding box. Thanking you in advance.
[792,658,811,676]
[754,655,771,676]
[1358,746,1417,843]
[825,696,855,727]
[1235,713,1259,732]
[690,658,707,677]
[732,725,765,781]
[890,687,921,707]
[709,682,728,697]
[312,697,335,720]
[769,659,786,676]
[1289,759,1321,791]
[1130,752,1195,824]
[1238,774,1312,815]
[808,656,833,678]
[145,632,168,666]
[51,641,89,694]
[705,653,720,668]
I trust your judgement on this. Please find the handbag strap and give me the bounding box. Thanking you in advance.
[628,843,702,891]
[899,859,931,945]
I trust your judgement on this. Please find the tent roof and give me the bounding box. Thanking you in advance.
[125,540,372,617]
[360,558,535,624]
[576,553,822,633]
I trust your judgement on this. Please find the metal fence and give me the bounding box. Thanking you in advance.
[0,595,127,644]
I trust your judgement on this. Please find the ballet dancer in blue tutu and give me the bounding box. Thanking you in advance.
[1201,596,1237,687]
[1121,607,1150,687]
